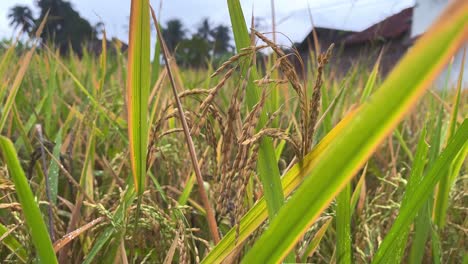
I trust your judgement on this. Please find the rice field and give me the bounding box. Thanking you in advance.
[0,0,467,263]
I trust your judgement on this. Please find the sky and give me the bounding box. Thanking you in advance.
[0,0,415,46]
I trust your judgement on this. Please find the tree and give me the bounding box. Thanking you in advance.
[93,21,105,38]
[176,36,211,68]
[211,25,232,56]
[8,5,34,34]
[158,18,233,68]
[196,18,211,40]
[162,19,185,52]
[35,0,96,55]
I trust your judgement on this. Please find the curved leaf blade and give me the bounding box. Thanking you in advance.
[242,2,468,262]
[0,136,57,264]
[127,0,151,194]
[373,120,467,263]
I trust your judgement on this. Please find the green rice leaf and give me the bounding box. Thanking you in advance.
[373,120,467,263]
[0,136,57,264]
[385,126,429,263]
[227,0,284,221]
[127,0,151,194]
[0,222,27,262]
[433,47,466,228]
[242,3,468,262]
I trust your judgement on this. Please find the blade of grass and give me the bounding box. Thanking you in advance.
[301,217,333,262]
[47,128,63,204]
[385,126,429,263]
[409,201,431,263]
[44,55,57,137]
[35,124,55,241]
[275,123,291,161]
[98,30,107,93]
[350,164,367,215]
[178,174,196,206]
[82,226,115,264]
[336,183,351,264]
[335,49,382,264]
[127,0,151,194]
[431,225,442,264]
[82,186,135,264]
[0,12,48,131]
[11,104,34,154]
[46,47,127,131]
[177,148,209,206]
[433,47,466,228]
[242,2,468,262]
[0,38,18,80]
[360,49,382,103]
[14,94,47,150]
[151,22,161,88]
[409,106,445,262]
[79,125,96,202]
[394,128,414,161]
[320,84,332,132]
[373,120,468,263]
[0,222,27,262]
[0,136,57,264]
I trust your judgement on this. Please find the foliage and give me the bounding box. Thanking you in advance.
[8,0,98,55]
[36,0,95,55]
[162,19,186,52]
[0,0,466,263]
[162,18,233,68]
[7,5,34,34]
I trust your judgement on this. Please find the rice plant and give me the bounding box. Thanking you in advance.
[0,0,466,263]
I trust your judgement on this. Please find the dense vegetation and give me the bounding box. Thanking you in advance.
[7,0,233,65]
[0,0,466,263]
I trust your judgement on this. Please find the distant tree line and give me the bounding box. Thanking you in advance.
[161,18,233,68]
[8,0,234,68]
[8,0,100,55]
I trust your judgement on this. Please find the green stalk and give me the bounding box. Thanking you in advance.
[336,184,351,264]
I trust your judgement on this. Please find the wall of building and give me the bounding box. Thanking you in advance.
[411,0,447,38]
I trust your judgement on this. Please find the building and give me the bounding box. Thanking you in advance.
[297,7,413,75]
[297,2,466,88]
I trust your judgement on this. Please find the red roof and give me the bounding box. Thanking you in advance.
[344,7,413,45]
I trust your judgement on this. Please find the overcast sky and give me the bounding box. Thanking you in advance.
[0,0,414,45]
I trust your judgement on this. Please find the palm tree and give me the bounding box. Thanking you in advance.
[176,36,211,68]
[162,19,185,51]
[93,21,105,38]
[8,5,34,34]
[35,0,95,55]
[211,25,232,56]
[197,18,212,40]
